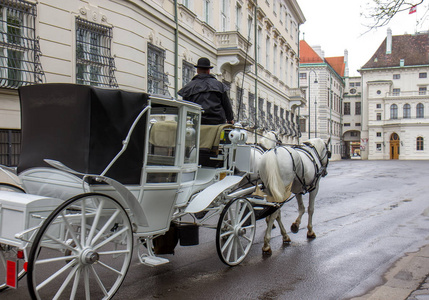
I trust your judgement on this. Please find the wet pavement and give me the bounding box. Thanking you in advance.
[1,159,429,299]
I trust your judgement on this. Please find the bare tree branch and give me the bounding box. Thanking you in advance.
[362,0,425,31]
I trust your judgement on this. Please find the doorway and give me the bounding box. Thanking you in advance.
[390,133,400,159]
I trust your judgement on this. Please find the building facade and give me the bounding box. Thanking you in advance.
[299,40,345,161]
[0,0,307,166]
[360,29,429,160]
[343,75,362,159]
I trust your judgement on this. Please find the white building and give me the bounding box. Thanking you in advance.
[0,0,306,166]
[343,75,362,159]
[299,40,345,161]
[360,29,429,160]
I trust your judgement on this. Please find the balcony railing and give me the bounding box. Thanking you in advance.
[385,91,428,98]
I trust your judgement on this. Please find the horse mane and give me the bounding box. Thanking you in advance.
[303,138,325,158]
[260,149,286,203]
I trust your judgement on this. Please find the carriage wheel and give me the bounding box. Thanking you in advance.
[0,182,25,193]
[216,198,256,266]
[0,183,26,292]
[27,193,133,300]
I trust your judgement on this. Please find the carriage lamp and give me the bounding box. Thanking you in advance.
[229,128,248,144]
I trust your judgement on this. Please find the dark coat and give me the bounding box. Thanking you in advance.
[178,74,234,125]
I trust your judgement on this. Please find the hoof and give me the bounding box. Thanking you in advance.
[307,232,316,239]
[262,248,272,256]
[291,223,299,233]
[283,236,291,243]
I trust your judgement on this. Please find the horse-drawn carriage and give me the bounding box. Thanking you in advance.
[0,83,287,299]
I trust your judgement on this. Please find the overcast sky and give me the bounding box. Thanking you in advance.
[298,0,429,76]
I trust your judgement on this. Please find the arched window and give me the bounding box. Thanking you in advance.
[417,103,424,118]
[390,104,398,119]
[417,137,424,151]
[403,104,411,118]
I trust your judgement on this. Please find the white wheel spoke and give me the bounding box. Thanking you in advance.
[239,211,253,227]
[97,260,123,276]
[84,267,90,300]
[225,236,234,261]
[90,265,108,297]
[86,199,105,247]
[36,259,76,291]
[242,234,253,243]
[45,234,79,253]
[70,268,81,299]
[92,227,128,251]
[81,199,87,247]
[98,249,130,256]
[35,255,77,265]
[90,210,120,246]
[60,212,82,250]
[52,265,78,300]
[221,234,234,253]
[236,236,245,254]
[220,230,233,239]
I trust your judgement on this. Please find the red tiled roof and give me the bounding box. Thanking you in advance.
[325,56,345,77]
[362,33,429,69]
[300,40,345,77]
[299,40,323,63]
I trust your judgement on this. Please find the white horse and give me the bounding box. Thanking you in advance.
[258,138,331,254]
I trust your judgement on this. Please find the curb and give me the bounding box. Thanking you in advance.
[351,244,429,300]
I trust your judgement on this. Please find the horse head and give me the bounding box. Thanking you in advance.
[304,138,331,175]
[259,131,280,150]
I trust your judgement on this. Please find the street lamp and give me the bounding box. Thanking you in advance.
[308,70,318,139]
[314,99,317,138]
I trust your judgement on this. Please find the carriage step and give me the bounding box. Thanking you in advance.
[140,256,170,267]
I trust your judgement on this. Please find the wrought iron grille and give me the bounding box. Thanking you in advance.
[0,0,44,89]
[148,43,168,95]
[267,101,275,131]
[280,107,287,135]
[248,92,255,128]
[182,60,194,87]
[76,18,117,88]
[236,86,247,122]
[258,97,267,130]
[0,129,20,166]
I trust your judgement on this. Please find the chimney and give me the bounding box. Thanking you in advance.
[344,49,349,77]
[312,45,325,59]
[386,28,392,54]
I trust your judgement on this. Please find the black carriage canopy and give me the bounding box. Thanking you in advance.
[18,83,149,184]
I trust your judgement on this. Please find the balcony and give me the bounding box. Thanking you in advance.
[289,88,306,108]
[215,31,254,74]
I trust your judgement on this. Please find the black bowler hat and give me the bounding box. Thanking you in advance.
[194,57,213,69]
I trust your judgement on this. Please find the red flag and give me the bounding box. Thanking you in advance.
[409,5,417,14]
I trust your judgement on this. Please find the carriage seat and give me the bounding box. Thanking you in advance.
[199,124,233,168]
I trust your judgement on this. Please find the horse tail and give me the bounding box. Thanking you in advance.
[261,149,286,203]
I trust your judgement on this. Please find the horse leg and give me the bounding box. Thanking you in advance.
[275,208,291,243]
[291,193,304,233]
[306,186,319,239]
[262,211,277,254]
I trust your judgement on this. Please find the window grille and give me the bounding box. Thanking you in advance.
[236,86,246,122]
[147,43,168,95]
[248,92,255,127]
[0,0,44,89]
[0,129,20,166]
[258,97,267,130]
[182,60,194,87]
[267,101,275,131]
[76,18,117,87]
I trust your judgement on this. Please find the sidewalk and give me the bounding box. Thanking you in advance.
[352,243,429,300]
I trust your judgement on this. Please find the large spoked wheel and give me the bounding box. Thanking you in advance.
[0,183,26,292]
[27,193,133,300]
[216,198,256,266]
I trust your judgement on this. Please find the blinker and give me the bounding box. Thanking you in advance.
[327,151,332,159]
